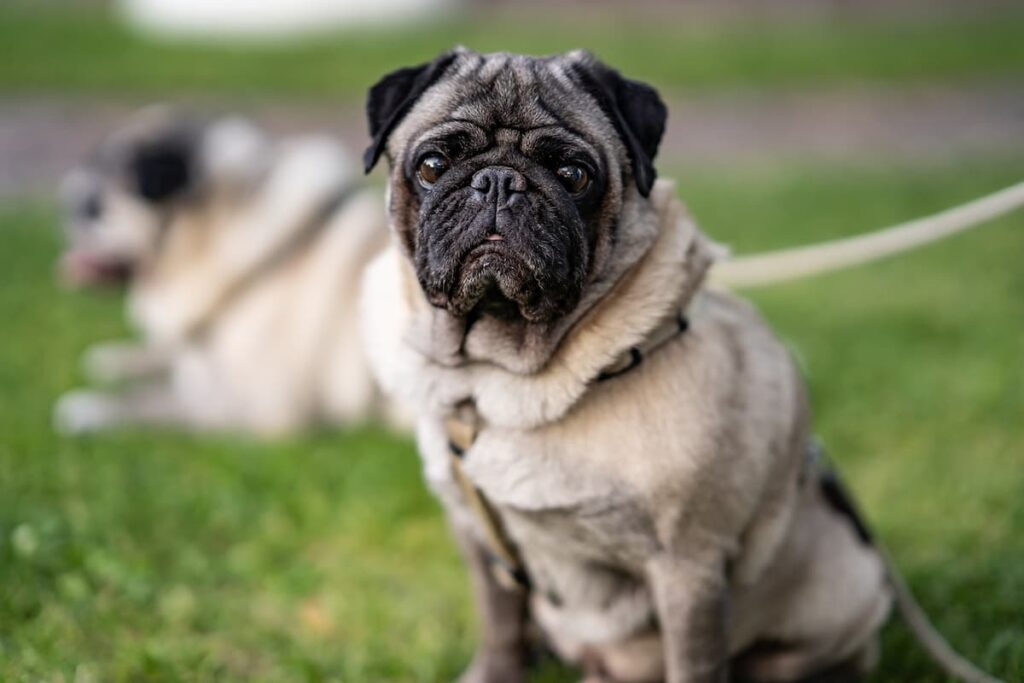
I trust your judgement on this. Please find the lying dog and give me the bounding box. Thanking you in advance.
[359,49,999,683]
[55,107,397,436]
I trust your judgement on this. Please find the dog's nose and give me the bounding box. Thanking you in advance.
[79,193,103,221]
[470,167,527,208]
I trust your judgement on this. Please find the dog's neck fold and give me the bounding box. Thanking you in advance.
[386,180,719,429]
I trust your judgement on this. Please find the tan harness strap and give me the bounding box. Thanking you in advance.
[184,185,355,342]
[444,306,692,593]
[446,401,530,592]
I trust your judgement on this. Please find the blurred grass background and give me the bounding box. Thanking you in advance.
[1,2,1023,681]
[2,5,1024,96]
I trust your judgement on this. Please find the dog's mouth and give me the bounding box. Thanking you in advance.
[59,250,134,288]
[430,243,552,322]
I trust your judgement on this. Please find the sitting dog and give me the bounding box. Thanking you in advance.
[55,107,398,436]
[358,49,998,683]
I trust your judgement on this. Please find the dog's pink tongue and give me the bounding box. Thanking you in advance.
[58,251,129,288]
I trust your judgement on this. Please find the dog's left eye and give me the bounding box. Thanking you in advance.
[417,155,449,189]
[556,165,590,196]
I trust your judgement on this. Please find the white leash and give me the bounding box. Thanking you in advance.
[711,180,1024,289]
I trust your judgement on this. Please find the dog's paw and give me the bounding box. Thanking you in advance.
[82,345,125,384]
[53,390,118,435]
[82,342,139,384]
[82,341,169,384]
[456,651,526,683]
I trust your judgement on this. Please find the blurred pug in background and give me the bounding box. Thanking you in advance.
[55,107,402,436]
[359,49,896,683]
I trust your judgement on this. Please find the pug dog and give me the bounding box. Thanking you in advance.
[55,106,401,436]
[355,48,1004,683]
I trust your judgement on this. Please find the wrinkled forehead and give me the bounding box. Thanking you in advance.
[390,51,620,160]
[446,52,581,128]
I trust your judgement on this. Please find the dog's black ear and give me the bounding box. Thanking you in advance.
[130,135,193,203]
[571,55,667,197]
[363,50,459,173]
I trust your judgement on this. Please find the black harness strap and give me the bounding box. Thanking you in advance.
[597,313,689,382]
[819,467,875,545]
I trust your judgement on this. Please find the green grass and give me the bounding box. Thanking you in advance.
[1,161,1022,681]
[1,5,1023,98]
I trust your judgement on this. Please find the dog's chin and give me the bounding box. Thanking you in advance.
[431,247,568,324]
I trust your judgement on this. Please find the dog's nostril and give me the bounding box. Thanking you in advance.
[80,194,103,221]
[471,172,491,194]
[506,173,527,194]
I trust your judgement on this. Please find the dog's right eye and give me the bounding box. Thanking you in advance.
[417,155,449,189]
[555,164,590,196]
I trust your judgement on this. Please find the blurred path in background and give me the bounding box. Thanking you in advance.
[3,81,1023,199]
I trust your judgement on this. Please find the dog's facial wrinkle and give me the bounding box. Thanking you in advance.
[415,154,588,323]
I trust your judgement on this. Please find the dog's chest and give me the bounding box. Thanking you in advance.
[419,414,660,564]
[419,414,661,642]
[507,485,658,568]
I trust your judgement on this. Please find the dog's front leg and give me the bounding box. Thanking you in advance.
[82,340,172,385]
[53,382,189,434]
[646,552,730,683]
[451,522,529,683]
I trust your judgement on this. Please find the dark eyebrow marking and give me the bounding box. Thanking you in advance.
[444,117,490,129]
[525,129,600,160]
[409,120,487,151]
[444,118,570,134]
[534,85,568,129]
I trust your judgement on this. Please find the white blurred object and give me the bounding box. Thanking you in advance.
[119,0,460,40]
